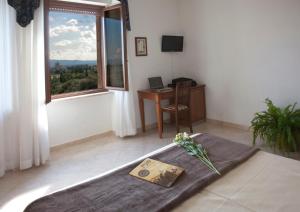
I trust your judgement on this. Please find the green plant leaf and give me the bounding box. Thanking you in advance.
[250,98,300,153]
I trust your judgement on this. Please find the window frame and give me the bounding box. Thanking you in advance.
[103,4,129,91]
[44,0,128,103]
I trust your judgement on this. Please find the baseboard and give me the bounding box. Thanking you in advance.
[136,123,157,133]
[206,119,250,131]
[50,131,114,151]
[52,122,165,151]
[51,124,157,151]
[51,120,249,151]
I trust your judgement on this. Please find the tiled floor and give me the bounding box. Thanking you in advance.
[0,122,298,212]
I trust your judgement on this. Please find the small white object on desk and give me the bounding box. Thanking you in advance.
[157,88,173,92]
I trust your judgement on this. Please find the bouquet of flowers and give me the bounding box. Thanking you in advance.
[174,133,220,175]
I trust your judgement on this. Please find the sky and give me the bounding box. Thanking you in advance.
[49,10,123,64]
[49,11,97,61]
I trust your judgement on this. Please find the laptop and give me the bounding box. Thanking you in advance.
[148,77,173,92]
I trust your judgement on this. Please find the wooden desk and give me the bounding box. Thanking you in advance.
[138,85,206,138]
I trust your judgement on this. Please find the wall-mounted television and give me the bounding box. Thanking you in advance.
[161,35,184,52]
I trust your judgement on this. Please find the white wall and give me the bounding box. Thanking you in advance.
[48,0,300,146]
[47,0,183,147]
[47,93,113,147]
[178,0,300,126]
[127,0,183,127]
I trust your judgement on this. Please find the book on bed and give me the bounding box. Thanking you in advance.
[129,158,184,187]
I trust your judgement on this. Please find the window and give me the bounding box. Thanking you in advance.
[104,7,127,89]
[44,0,128,102]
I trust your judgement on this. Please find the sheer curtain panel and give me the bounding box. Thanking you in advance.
[0,0,49,177]
[112,90,137,138]
[112,67,137,138]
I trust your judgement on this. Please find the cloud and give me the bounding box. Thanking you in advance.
[50,25,81,37]
[66,19,78,26]
[49,16,54,22]
[49,17,98,60]
[50,32,97,60]
[54,40,72,47]
[50,47,97,61]
[49,17,83,37]
[80,30,95,39]
[79,29,97,49]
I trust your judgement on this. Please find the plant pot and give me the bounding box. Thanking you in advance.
[296,130,300,151]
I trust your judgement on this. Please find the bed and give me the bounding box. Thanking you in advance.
[25,134,300,212]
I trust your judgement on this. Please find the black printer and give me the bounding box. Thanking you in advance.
[168,77,197,88]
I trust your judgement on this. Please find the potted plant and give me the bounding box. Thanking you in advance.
[251,99,300,153]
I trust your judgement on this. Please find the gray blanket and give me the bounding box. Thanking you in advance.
[24,134,258,212]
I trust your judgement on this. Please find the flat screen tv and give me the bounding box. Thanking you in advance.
[162,35,184,52]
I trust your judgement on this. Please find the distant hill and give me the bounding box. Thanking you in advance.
[50,60,97,68]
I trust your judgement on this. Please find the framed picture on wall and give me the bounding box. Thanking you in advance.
[135,37,148,56]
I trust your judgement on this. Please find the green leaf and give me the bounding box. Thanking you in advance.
[174,133,220,175]
[250,98,300,153]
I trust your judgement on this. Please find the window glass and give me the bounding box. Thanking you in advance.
[104,8,125,88]
[49,11,98,95]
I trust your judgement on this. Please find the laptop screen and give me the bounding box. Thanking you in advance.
[148,77,164,89]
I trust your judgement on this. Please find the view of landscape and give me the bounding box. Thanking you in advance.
[49,8,125,95]
[50,60,98,95]
[49,11,98,95]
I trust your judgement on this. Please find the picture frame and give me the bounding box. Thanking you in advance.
[135,37,148,56]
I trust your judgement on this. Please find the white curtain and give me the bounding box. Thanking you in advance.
[112,68,137,137]
[0,0,49,177]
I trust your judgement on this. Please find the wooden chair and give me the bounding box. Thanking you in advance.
[161,81,193,135]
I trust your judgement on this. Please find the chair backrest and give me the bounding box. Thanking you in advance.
[175,81,192,109]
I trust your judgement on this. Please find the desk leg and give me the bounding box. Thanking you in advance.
[138,95,146,132]
[155,97,163,138]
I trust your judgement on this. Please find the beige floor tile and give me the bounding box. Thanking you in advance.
[205,152,272,198]
[215,199,254,212]
[231,154,300,212]
[174,190,226,212]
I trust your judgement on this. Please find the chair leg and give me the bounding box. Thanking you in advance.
[175,112,180,133]
[189,110,193,133]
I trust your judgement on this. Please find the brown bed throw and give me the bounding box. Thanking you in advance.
[24,134,258,212]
